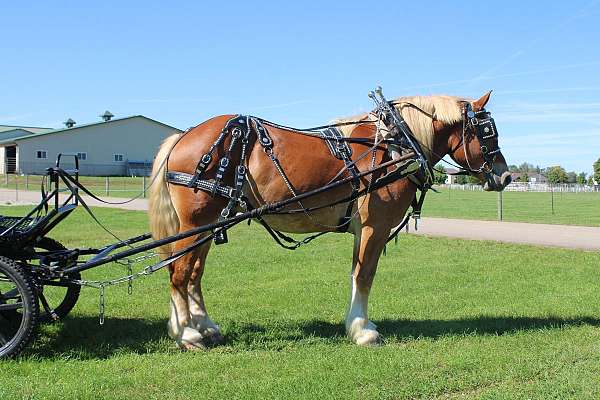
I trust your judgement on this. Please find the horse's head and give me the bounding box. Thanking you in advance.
[442,91,511,191]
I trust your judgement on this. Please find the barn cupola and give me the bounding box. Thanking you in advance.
[64,118,76,128]
[100,110,114,122]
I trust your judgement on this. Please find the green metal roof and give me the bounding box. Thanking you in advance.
[0,128,37,142]
[0,115,182,145]
[0,125,53,134]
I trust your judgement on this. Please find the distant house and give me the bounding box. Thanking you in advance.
[445,168,460,184]
[510,172,548,183]
[0,114,181,176]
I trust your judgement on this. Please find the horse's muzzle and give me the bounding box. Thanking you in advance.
[483,171,512,192]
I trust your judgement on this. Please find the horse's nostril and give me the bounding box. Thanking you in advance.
[501,172,512,187]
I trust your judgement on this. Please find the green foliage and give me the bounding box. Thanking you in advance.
[467,175,480,184]
[546,166,569,184]
[433,164,447,185]
[594,158,600,183]
[577,172,587,185]
[510,162,541,173]
[454,175,467,184]
[519,172,529,182]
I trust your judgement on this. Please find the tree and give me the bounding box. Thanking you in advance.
[518,162,535,173]
[546,166,569,184]
[589,176,596,185]
[567,171,577,184]
[577,172,587,184]
[455,175,468,184]
[433,164,447,185]
[594,158,600,184]
[467,175,480,184]
[520,172,529,182]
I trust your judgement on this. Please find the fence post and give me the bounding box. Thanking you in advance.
[551,185,555,215]
[25,174,29,190]
[4,173,7,186]
[105,176,110,196]
[497,191,503,221]
[142,176,147,198]
[15,174,18,202]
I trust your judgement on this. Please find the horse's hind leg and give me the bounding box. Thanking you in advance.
[167,235,207,350]
[188,240,224,346]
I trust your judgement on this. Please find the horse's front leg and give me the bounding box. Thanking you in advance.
[345,224,388,345]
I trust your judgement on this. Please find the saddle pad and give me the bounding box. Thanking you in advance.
[320,127,353,160]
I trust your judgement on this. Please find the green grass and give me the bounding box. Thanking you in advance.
[2,175,599,226]
[0,174,146,199]
[424,188,600,226]
[1,206,600,399]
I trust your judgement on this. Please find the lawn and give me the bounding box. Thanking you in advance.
[423,188,600,227]
[1,206,600,399]
[2,175,599,226]
[0,174,147,199]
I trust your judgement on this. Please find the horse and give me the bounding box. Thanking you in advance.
[148,91,511,349]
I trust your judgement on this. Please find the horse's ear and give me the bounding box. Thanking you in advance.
[472,90,492,111]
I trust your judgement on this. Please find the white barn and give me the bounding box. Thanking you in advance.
[0,115,181,176]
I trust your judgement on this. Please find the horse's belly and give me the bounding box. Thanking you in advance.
[259,202,350,234]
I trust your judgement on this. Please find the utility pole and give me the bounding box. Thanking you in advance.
[497,191,503,221]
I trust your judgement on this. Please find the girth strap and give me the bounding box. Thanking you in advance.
[319,127,360,231]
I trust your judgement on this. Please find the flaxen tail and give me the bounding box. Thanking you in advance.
[149,134,181,258]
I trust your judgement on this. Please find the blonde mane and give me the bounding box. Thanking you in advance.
[335,95,467,160]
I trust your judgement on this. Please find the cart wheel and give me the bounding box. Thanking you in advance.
[34,238,81,323]
[0,256,39,358]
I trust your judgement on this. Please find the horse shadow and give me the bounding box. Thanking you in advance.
[26,314,600,360]
[300,315,600,341]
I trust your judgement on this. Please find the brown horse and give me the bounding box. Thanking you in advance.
[149,91,511,349]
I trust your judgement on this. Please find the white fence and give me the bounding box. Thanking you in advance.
[442,182,600,193]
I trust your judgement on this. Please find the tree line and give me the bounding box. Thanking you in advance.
[433,158,600,185]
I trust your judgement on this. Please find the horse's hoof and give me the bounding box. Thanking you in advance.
[175,327,207,351]
[354,329,382,346]
[178,340,208,351]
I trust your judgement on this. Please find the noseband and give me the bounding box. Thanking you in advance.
[452,103,501,176]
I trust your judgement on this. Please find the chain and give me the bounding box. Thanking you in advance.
[73,252,160,325]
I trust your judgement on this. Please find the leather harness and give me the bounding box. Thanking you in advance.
[165,89,443,248]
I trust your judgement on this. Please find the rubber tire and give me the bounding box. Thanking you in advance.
[34,238,81,323]
[0,257,39,359]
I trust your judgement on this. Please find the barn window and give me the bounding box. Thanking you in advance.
[113,154,124,162]
[77,152,87,161]
[36,150,47,159]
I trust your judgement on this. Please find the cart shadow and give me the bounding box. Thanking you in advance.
[32,316,170,359]
[29,315,600,359]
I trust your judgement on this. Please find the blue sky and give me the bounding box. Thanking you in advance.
[2,1,599,174]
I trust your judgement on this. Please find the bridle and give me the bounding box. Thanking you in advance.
[448,102,501,177]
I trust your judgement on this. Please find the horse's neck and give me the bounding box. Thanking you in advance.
[427,122,457,167]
